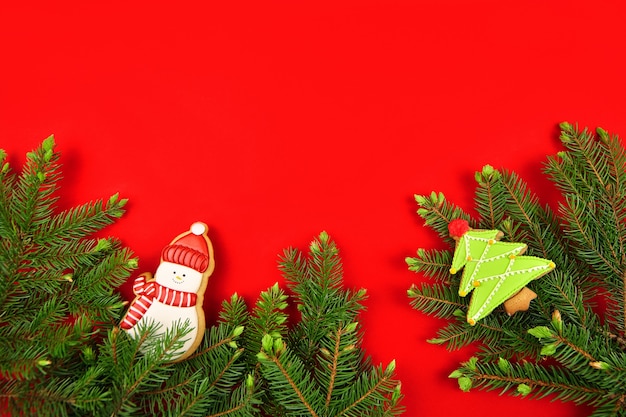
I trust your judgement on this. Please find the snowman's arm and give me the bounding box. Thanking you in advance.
[132,272,154,295]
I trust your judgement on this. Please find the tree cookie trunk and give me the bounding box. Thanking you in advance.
[504,286,537,316]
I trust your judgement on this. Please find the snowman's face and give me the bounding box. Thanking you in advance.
[155,261,203,293]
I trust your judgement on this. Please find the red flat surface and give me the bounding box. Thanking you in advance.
[2,2,626,416]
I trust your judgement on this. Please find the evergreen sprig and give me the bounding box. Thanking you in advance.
[255,232,404,417]
[2,139,404,416]
[0,137,138,415]
[0,139,260,416]
[407,122,626,416]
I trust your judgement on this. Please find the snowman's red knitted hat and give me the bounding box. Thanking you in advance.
[161,222,210,273]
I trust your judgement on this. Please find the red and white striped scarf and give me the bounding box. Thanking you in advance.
[121,274,197,330]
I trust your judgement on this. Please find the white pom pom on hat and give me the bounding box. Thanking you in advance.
[191,222,207,236]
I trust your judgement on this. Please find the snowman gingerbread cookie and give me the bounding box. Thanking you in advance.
[121,222,215,361]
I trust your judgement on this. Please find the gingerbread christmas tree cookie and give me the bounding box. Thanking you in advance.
[448,219,555,325]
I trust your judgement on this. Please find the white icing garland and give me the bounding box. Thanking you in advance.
[460,234,553,322]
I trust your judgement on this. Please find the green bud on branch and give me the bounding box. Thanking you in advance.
[458,377,472,392]
[42,135,55,152]
[261,334,273,352]
[517,384,532,396]
[232,325,245,337]
[527,326,554,339]
[540,343,558,356]
[589,361,610,370]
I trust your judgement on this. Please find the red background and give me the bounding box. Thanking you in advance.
[2,2,626,416]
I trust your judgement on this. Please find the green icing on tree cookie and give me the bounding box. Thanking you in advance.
[448,219,556,325]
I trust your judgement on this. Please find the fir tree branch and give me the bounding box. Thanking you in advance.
[474,165,508,230]
[406,249,453,282]
[612,395,626,417]
[206,401,248,417]
[560,124,609,193]
[414,192,472,244]
[143,375,196,396]
[552,332,626,393]
[31,200,126,251]
[325,328,343,409]
[408,123,626,415]
[545,272,591,327]
[467,367,607,403]
[604,329,626,352]
[260,348,320,417]
[623,269,626,338]
[107,325,189,416]
[21,383,79,408]
[481,173,499,229]
[110,327,120,367]
[176,387,208,417]
[562,197,622,278]
[127,326,152,367]
[500,171,550,258]
[257,232,403,416]
[207,349,244,391]
[187,335,239,362]
[10,137,61,232]
[407,283,465,319]
[606,193,626,269]
[335,364,397,417]
[554,333,596,362]
[4,140,404,416]
[601,131,626,267]
[428,321,475,348]
[205,382,257,417]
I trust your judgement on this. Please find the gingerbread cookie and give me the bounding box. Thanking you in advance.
[447,219,555,325]
[121,222,215,361]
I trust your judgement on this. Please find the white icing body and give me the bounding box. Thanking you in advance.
[127,302,198,357]
[128,261,204,359]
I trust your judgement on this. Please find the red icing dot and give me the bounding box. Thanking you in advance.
[448,219,470,238]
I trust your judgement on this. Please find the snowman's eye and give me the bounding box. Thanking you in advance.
[173,271,176,275]
[182,274,186,277]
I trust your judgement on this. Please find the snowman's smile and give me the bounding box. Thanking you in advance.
[172,275,185,284]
